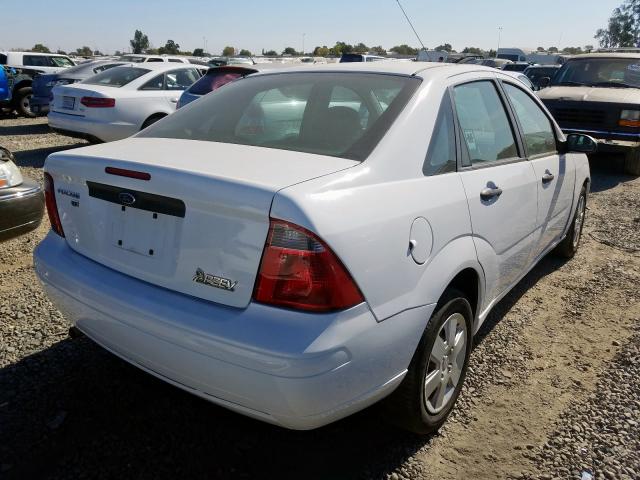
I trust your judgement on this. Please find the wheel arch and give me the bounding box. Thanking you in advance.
[439,267,482,322]
[140,112,168,130]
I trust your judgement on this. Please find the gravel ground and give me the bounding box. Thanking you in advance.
[0,117,639,480]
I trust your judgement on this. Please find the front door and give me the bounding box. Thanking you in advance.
[453,80,538,303]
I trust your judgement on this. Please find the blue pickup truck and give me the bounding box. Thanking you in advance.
[0,65,13,107]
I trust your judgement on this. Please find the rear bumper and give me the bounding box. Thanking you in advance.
[34,233,433,429]
[0,180,44,242]
[30,95,50,115]
[48,111,137,143]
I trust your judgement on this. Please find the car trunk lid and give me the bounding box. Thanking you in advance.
[45,138,358,308]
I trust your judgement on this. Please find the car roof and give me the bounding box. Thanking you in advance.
[118,62,201,72]
[245,61,506,80]
[568,53,640,60]
[1,51,69,57]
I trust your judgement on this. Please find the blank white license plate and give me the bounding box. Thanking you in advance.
[62,96,75,110]
[110,206,168,258]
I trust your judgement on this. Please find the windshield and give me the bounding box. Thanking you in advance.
[51,56,74,67]
[82,66,150,87]
[552,57,640,87]
[140,72,421,161]
[119,56,146,63]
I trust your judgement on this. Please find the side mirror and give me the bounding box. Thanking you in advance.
[563,133,598,154]
[538,76,551,89]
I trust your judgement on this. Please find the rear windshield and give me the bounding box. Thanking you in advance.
[119,56,146,63]
[188,69,254,95]
[140,72,421,161]
[82,66,150,87]
[552,57,640,88]
[340,54,364,63]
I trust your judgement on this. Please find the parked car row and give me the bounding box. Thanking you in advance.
[33,61,594,435]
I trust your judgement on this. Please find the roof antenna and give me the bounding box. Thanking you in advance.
[395,0,427,51]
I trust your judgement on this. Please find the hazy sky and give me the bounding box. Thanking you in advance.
[0,0,622,55]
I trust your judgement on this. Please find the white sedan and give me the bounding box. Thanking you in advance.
[48,63,206,142]
[35,62,593,433]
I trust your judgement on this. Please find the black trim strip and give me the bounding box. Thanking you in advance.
[86,181,185,218]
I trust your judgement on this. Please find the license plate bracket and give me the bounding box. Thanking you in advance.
[62,96,75,110]
[111,206,167,258]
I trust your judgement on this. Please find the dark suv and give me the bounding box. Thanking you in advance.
[539,53,640,175]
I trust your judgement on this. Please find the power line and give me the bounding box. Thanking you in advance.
[395,0,426,51]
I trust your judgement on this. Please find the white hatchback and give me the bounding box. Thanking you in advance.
[35,62,593,433]
[48,63,206,142]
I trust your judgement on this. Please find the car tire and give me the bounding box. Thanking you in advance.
[623,148,640,176]
[382,289,473,434]
[555,186,587,259]
[14,87,35,118]
[141,114,166,130]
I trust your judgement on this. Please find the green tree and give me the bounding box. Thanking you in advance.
[390,44,418,55]
[462,47,483,55]
[159,40,180,55]
[584,44,595,52]
[354,42,369,53]
[130,29,150,54]
[487,49,497,57]
[312,46,329,56]
[193,48,204,57]
[93,50,103,56]
[31,43,50,53]
[562,46,584,55]
[537,46,545,52]
[548,46,559,53]
[264,49,278,56]
[282,46,298,55]
[75,46,93,56]
[331,41,354,56]
[222,46,235,56]
[56,49,67,55]
[595,0,639,47]
[434,43,453,52]
[370,45,387,56]
[239,49,252,57]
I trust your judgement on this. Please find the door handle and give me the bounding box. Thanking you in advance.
[480,186,503,200]
[170,98,178,103]
[542,171,555,184]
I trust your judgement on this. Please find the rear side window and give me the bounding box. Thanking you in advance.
[140,72,421,161]
[147,58,163,62]
[83,66,150,87]
[93,63,121,74]
[340,54,364,63]
[503,83,557,157]
[424,93,456,176]
[51,56,74,67]
[166,68,200,90]
[23,55,51,67]
[188,70,248,95]
[140,74,164,90]
[0,54,7,65]
[453,81,518,165]
[169,59,183,63]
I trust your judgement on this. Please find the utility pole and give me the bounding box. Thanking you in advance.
[497,27,503,56]
[302,33,306,55]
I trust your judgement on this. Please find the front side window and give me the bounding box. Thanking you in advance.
[83,66,150,87]
[139,72,421,161]
[424,93,456,176]
[503,83,557,157]
[453,81,518,165]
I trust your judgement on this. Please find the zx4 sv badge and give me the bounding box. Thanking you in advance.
[193,268,238,292]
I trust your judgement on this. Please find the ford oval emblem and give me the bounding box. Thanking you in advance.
[118,192,136,205]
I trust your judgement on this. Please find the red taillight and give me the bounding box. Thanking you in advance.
[105,167,151,180]
[253,219,364,312]
[80,96,115,108]
[44,172,64,237]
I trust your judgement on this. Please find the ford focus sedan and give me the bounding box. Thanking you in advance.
[35,63,593,433]
[48,63,206,143]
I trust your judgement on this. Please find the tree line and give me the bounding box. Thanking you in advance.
[596,0,639,47]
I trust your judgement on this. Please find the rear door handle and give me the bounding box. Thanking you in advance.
[480,186,503,200]
[542,171,555,184]
[170,98,178,103]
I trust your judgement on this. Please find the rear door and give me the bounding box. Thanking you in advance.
[453,80,538,302]
[501,81,575,257]
[163,68,201,106]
